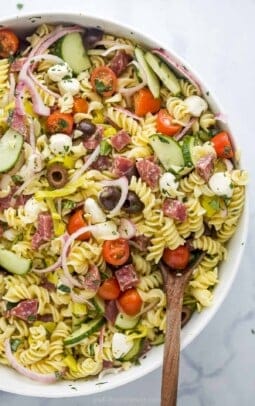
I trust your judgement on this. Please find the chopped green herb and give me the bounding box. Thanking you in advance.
[16,3,24,9]
[158,135,169,144]
[58,284,71,293]
[209,198,220,211]
[134,359,141,366]
[95,79,111,94]
[11,175,23,185]
[62,200,76,210]
[58,119,68,129]
[95,382,108,386]
[6,301,18,311]
[10,338,22,352]
[27,315,37,323]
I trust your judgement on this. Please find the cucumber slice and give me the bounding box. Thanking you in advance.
[0,249,32,275]
[145,52,181,95]
[182,136,195,167]
[135,47,160,98]
[64,317,104,346]
[169,165,193,177]
[60,32,91,74]
[92,296,105,315]
[121,339,142,362]
[0,129,23,173]
[115,313,140,330]
[149,134,184,170]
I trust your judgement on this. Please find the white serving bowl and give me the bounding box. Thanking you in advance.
[0,11,248,398]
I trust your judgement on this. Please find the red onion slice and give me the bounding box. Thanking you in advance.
[28,69,60,99]
[98,325,105,355]
[8,73,16,103]
[70,290,95,306]
[118,218,136,239]
[102,44,133,57]
[112,107,142,122]
[33,257,62,274]
[152,48,201,95]
[30,25,84,57]
[174,118,196,141]
[101,177,129,217]
[215,112,228,123]
[71,145,100,182]
[19,54,64,116]
[223,159,234,171]
[119,60,147,96]
[4,339,58,383]
[15,80,26,116]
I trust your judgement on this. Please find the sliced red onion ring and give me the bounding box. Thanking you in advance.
[118,218,136,239]
[15,80,26,116]
[9,173,41,206]
[136,300,158,317]
[101,177,129,217]
[119,61,147,96]
[99,325,105,355]
[215,112,228,123]
[19,54,64,116]
[223,159,234,171]
[152,48,201,95]
[33,257,62,274]
[102,44,133,57]
[71,145,100,182]
[8,73,16,103]
[70,290,95,307]
[112,107,142,122]
[174,118,196,141]
[29,25,84,57]
[28,69,60,99]
[62,223,119,288]
[4,339,58,383]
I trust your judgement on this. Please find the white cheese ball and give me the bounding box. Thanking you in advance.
[84,198,106,224]
[24,198,47,223]
[159,172,179,196]
[112,333,133,359]
[47,63,72,82]
[184,95,208,117]
[49,133,72,155]
[58,78,80,96]
[208,172,233,198]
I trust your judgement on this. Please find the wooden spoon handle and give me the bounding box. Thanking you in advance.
[161,275,185,406]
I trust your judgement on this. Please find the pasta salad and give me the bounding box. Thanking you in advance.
[0,24,247,383]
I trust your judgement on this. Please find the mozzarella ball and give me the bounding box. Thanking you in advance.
[208,172,233,198]
[24,198,47,223]
[159,172,179,196]
[112,333,133,359]
[84,198,106,224]
[58,78,80,96]
[184,95,208,117]
[49,133,72,155]
[47,63,72,82]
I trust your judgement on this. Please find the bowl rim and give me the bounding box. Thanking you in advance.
[0,10,249,398]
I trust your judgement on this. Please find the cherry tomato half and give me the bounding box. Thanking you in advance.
[102,238,130,266]
[118,288,143,316]
[156,109,181,136]
[98,278,121,300]
[91,66,117,97]
[67,209,91,241]
[163,245,190,270]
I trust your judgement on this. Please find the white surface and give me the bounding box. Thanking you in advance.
[0,0,254,405]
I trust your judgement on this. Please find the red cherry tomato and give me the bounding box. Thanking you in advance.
[163,245,190,270]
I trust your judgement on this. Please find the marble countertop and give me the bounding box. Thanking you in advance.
[1,0,254,405]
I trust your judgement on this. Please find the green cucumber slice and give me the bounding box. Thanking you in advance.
[92,296,105,315]
[121,339,142,362]
[145,52,181,95]
[182,136,195,167]
[135,47,160,98]
[149,133,184,170]
[0,129,23,173]
[64,317,104,346]
[169,165,193,177]
[60,32,91,74]
[0,249,32,275]
[115,313,140,330]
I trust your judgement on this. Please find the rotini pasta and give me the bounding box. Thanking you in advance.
[0,23,246,384]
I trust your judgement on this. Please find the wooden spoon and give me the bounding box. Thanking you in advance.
[159,253,205,406]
